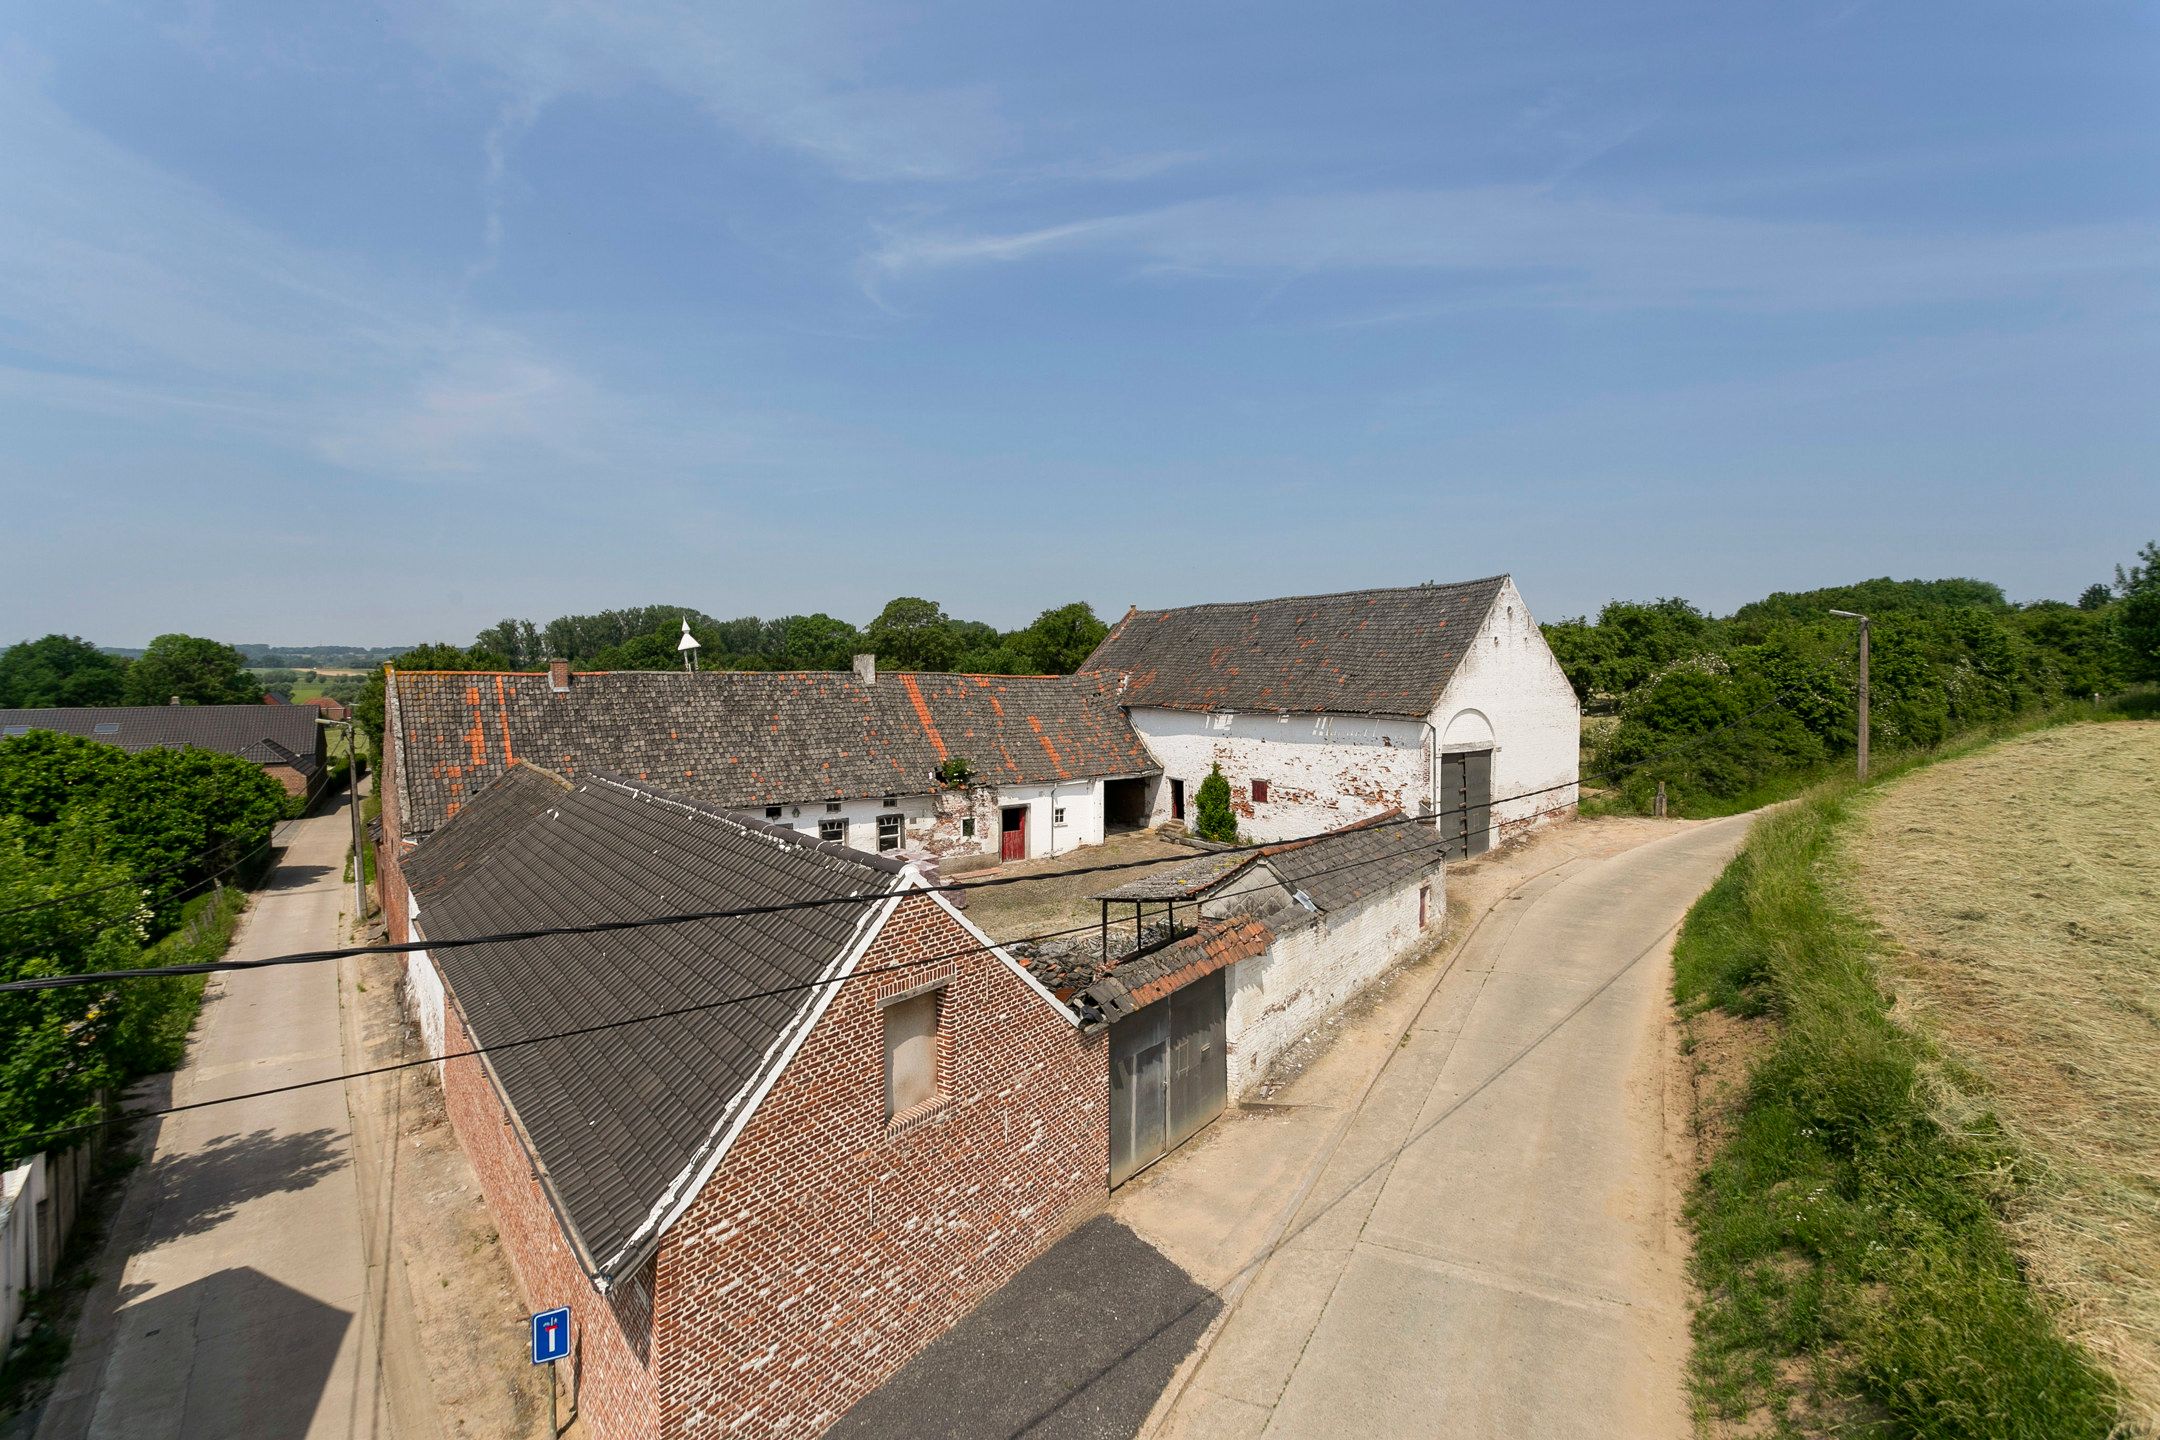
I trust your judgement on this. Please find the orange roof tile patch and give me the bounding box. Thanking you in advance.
[899,675,950,761]
[1026,716,1071,780]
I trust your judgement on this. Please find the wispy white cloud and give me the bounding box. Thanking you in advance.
[867,185,2160,315]
[0,69,752,481]
[391,0,1015,183]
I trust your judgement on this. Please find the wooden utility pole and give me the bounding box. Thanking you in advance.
[1654,780,1667,818]
[1830,610,1870,781]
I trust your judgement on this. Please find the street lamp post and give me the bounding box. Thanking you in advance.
[318,716,367,920]
[1828,610,1870,781]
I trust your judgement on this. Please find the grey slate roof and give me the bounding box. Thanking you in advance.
[1262,812,1447,916]
[411,766,908,1282]
[0,704,325,775]
[1092,850,1257,903]
[388,669,1156,840]
[1079,576,1510,718]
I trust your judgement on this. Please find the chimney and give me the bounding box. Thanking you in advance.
[852,653,876,686]
[169,695,181,706]
[548,660,571,694]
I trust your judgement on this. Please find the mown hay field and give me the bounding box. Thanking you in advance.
[1851,721,2160,1430]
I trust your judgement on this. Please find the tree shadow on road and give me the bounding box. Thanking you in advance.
[139,1126,348,1248]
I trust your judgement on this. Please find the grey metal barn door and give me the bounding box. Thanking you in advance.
[1440,749,1493,859]
[1107,970,1228,1187]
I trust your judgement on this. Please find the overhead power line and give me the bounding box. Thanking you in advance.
[1,780,1583,995]
[0,805,1501,1156]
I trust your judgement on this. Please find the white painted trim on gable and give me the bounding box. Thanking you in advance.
[594,882,907,1289]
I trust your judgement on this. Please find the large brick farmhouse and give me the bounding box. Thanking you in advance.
[399,765,1106,1439]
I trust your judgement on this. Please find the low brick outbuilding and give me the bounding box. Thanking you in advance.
[399,764,1108,1439]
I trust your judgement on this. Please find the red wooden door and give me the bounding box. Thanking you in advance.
[1000,807,1027,861]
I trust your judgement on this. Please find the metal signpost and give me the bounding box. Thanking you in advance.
[531,1306,572,1435]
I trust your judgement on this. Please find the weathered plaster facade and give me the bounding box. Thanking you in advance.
[1126,577,1579,848]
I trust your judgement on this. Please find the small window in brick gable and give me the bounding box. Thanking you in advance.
[877,813,903,851]
[883,990,943,1119]
[1251,779,1270,804]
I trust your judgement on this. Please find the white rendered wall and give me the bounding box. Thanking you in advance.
[1428,576,1581,843]
[984,778,1105,859]
[1224,873,1439,1095]
[1130,707,1428,842]
[405,897,448,1070]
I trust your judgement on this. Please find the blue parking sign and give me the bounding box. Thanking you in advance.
[530,1307,571,1365]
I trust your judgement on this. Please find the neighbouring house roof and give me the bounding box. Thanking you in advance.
[1091,849,1257,903]
[1260,811,1448,916]
[387,669,1157,840]
[408,764,917,1284]
[0,704,324,776]
[301,695,351,721]
[1068,812,1447,1013]
[1079,576,1511,719]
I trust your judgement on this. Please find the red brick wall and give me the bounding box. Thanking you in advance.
[651,894,1108,1437]
[377,703,411,946]
[437,1001,660,1440]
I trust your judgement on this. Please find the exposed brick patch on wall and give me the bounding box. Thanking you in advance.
[437,1001,659,1440]
[651,896,1108,1438]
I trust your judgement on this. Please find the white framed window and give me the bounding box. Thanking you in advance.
[877,813,903,851]
[1053,806,1067,825]
[826,800,842,813]
[1208,712,1234,731]
[820,816,847,844]
[1312,716,1332,739]
[883,989,943,1119]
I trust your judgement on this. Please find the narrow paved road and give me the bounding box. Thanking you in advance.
[1156,814,1754,1439]
[36,794,429,1440]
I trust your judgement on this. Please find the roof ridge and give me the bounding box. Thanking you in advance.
[1113,574,1509,621]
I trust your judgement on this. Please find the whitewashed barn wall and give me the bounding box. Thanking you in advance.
[1224,869,1439,1095]
[1428,576,1581,843]
[1131,708,1429,842]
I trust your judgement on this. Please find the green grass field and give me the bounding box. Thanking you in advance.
[1674,764,2124,1437]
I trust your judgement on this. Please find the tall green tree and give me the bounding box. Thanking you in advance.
[1012,603,1111,674]
[0,634,131,708]
[865,597,959,671]
[121,634,262,706]
[1194,763,1237,843]
[2115,540,2160,682]
[779,613,863,670]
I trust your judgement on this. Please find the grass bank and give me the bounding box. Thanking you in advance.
[1674,775,2123,1436]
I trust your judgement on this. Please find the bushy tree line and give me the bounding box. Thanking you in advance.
[0,732,288,1161]
[1547,549,2160,812]
[0,633,263,709]
[360,598,1113,748]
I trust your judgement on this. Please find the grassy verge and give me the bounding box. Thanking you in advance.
[1675,781,2121,1437]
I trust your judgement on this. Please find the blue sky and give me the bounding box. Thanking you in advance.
[1,1,2154,646]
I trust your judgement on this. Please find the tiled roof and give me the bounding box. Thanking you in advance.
[1080,576,1509,718]
[1081,917,1273,1022]
[0,704,325,775]
[1261,811,1447,916]
[388,669,1156,840]
[1092,849,1257,902]
[411,766,908,1282]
